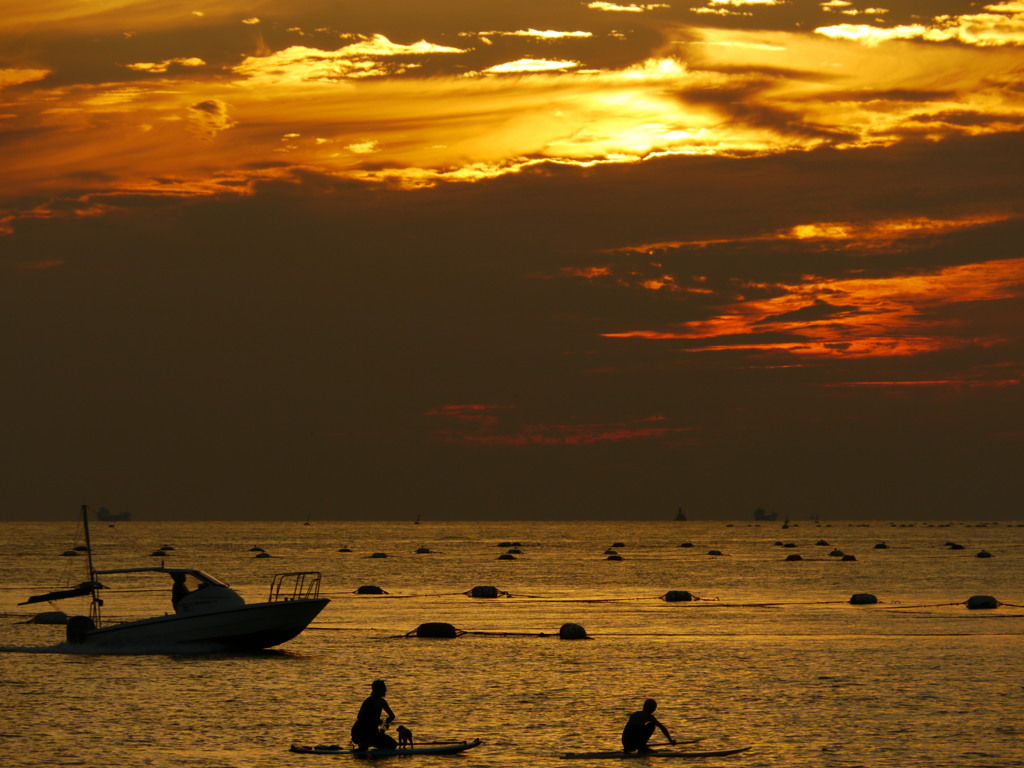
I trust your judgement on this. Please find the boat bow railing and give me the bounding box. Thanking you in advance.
[268,571,323,602]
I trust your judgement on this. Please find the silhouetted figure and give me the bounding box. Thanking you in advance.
[170,573,189,611]
[351,679,398,751]
[621,699,676,753]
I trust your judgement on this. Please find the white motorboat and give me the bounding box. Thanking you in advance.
[21,506,329,651]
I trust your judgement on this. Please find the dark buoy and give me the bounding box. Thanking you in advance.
[828,549,844,557]
[611,542,625,548]
[849,593,878,605]
[773,541,784,547]
[150,550,167,557]
[249,546,265,552]
[469,585,500,598]
[784,554,803,561]
[603,548,618,555]
[976,550,993,558]
[874,542,888,549]
[606,554,624,561]
[678,542,694,548]
[966,595,998,609]
[370,552,388,558]
[415,547,432,554]
[414,622,459,638]
[841,554,857,561]
[66,615,96,644]
[60,550,80,556]
[663,590,695,602]
[707,549,723,556]
[948,543,965,550]
[159,545,174,551]
[507,548,522,554]
[782,542,797,548]
[558,622,589,640]
[337,547,352,552]
[815,540,830,546]
[73,545,90,552]
[356,585,386,595]
[498,553,516,560]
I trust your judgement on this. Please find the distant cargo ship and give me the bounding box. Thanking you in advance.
[753,507,777,522]
[96,507,131,522]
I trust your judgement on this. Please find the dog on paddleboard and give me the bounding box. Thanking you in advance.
[396,725,413,749]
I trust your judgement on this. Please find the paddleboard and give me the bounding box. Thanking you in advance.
[561,745,751,760]
[290,738,482,757]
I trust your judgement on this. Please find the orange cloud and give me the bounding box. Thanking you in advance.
[601,255,1024,359]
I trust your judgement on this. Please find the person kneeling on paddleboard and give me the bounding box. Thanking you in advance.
[621,698,676,753]
[351,679,398,751]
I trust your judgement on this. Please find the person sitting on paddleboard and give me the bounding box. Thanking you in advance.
[351,679,398,751]
[621,698,676,753]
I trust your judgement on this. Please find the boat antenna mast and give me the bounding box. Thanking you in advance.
[81,504,103,625]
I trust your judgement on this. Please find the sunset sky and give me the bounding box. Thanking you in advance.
[2,0,1022,520]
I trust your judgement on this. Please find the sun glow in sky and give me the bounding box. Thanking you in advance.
[1,0,1022,520]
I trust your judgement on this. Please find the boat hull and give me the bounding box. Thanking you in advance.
[76,598,329,650]
[290,739,482,757]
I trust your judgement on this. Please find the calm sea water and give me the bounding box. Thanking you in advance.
[1,519,1021,768]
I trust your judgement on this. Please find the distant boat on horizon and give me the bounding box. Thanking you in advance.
[675,507,687,521]
[753,507,778,522]
[96,507,130,522]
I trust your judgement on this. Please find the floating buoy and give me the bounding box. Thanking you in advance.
[159,545,174,551]
[948,543,965,550]
[73,545,90,552]
[678,542,694,548]
[66,615,96,644]
[249,546,265,552]
[966,595,998,610]
[874,542,888,549]
[707,550,723,556]
[150,550,167,557]
[815,540,830,546]
[773,541,784,547]
[498,554,516,560]
[30,610,69,624]
[784,554,803,561]
[415,547,432,554]
[782,542,797,548]
[603,548,618,555]
[497,541,521,548]
[849,593,878,605]
[414,622,458,638]
[976,550,993,558]
[60,550,79,556]
[841,554,857,561]
[828,549,844,557]
[663,590,695,602]
[254,552,271,558]
[606,554,624,561]
[507,548,522,554]
[337,547,352,552]
[559,622,589,640]
[356,585,386,595]
[370,552,388,558]
[611,542,625,548]
[469,585,500,598]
